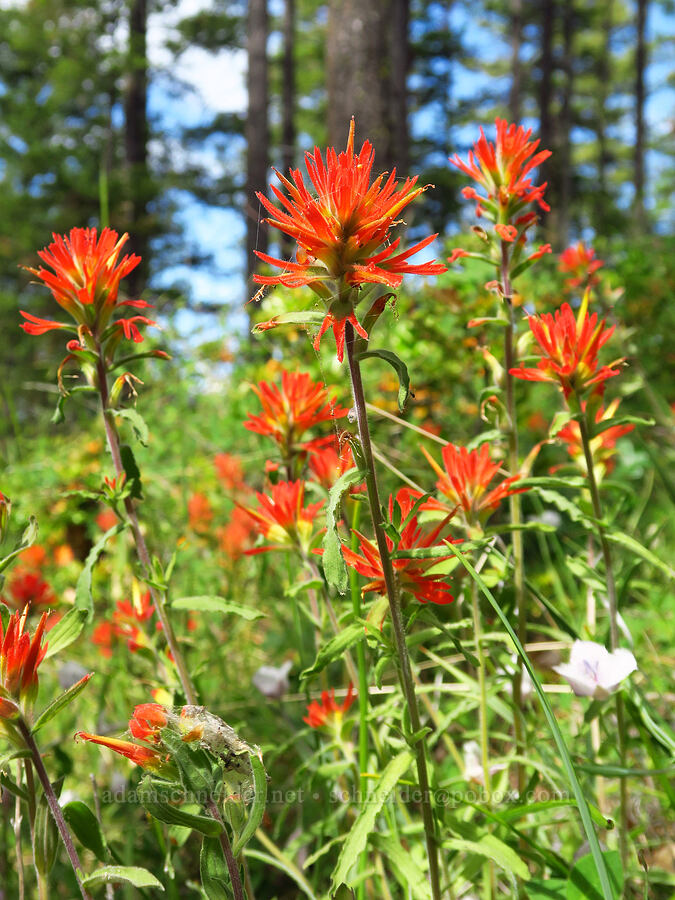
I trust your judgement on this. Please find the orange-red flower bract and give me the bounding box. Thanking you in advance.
[559,241,604,290]
[21,227,156,344]
[450,118,551,219]
[75,732,165,771]
[342,489,456,606]
[307,436,356,490]
[241,480,324,554]
[253,120,446,361]
[3,569,54,611]
[422,442,527,527]
[556,399,634,477]
[128,703,168,743]
[304,684,356,729]
[0,609,48,710]
[509,298,623,400]
[244,370,348,450]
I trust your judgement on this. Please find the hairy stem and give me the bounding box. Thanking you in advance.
[205,798,246,900]
[501,243,526,796]
[345,323,441,900]
[577,407,628,865]
[17,720,91,900]
[95,354,197,704]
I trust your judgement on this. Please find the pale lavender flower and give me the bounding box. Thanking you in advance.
[553,640,637,700]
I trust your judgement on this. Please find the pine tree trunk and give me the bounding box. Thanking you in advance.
[280,0,296,261]
[389,0,410,174]
[537,0,556,225]
[124,0,149,296]
[246,0,269,297]
[596,0,612,232]
[509,0,523,122]
[633,0,648,230]
[557,0,573,247]
[326,0,392,168]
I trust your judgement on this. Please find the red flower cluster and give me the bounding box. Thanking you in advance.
[241,480,324,555]
[217,507,256,561]
[253,120,445,361]
[76,702,169,771]
[245,370,348,454]
[343,489,455,606]
[304,684,356,729]
[21,227,155,344]
[422,442,526,528]
[450,118,551,218]
[510,297,623,400]
[188,492,214,533]
[92,591,160,657]
[307,436,356,491]
[0,609,49,715]
[559,241,604,290]
[214,453,244,490]
[2,570,54,612]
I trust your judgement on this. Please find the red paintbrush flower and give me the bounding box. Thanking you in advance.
[253,120,445,361]
[450,118,551,218]
[188,492,214,533]
[244,370,348,451]
[112,591,159,652]
[556,399,634,478]
[241,480,324,555]
[307,436,357,490]
[0,609,49,712]
[421,442,527,527]
[342,489,455,606]
[217,507,256,561]
[559,241,604,290]
[304,684,356,729]
[21,227,156,344]
[3,569,55,611]
[509,295,623,400]
[128,703,168,743]
[75,731,166,771]
[214,453,244,490]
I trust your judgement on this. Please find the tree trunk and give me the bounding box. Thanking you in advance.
[246,0,269,298]
[326,0,392,169]
[280,0,296,261]
[509,0,523,123]
[596,0,612,232]
[537,0,556,225]
[124,0,149,296]
[557,0,573,247]
[389,0,409,175]
[633,0,648,231]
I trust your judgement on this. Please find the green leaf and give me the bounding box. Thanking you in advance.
[252,310,326,332]
[445,834,529,881]
[34,791,59,875]
[81,866,164,891]
[371,833,432,899]
[171,596,265,620]
[120,444,143,499]
[0,516,39,575]
[534,488,594,526]
[357,348,411,412]
[75,522,127,619]
[526,880,567,899]
[567,851,623,900]
[301,623,364,680]
[550,409,575,437]
[232,753,267,856]
[200,836,233,899]
[331,750,413,890]
[62,801,107,862]
[0,772,28,801]
[44,608,88,659]
[593,415,653,435]
[161,730,215,796]
[322,468,365,594]
[244,849,318,899]
[139,782,224,837]
[284,579,323,598]
[33,673,93,733]
[605,531,675,580]
[115,408,149,446]
[444,542,615,900]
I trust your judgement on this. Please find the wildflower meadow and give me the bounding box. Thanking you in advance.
[1,54,674,900]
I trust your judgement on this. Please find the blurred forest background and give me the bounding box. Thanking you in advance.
[0,0,673,436]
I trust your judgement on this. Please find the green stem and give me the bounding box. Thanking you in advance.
[95,353,197,705]
[16,719,91,900]
[349,501,369,900]
[469,579,492,803]
[501,243,527,797]
[345,324,442,900]
[205,797,246,900]
[576,407,629,867]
